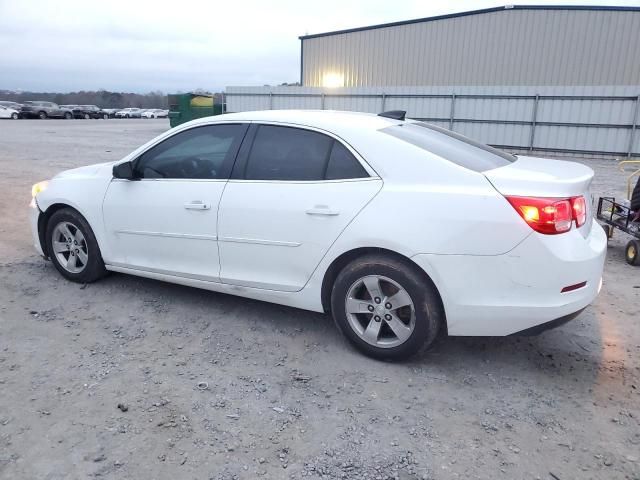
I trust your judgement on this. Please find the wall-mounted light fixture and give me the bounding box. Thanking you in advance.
[322,72,344,88]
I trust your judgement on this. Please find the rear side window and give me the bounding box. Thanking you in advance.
[245,125,331,181]
[381,122,515,172]
[244,125,369,181]
[325,141,368,180]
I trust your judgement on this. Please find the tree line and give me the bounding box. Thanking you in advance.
[0,90,170,109]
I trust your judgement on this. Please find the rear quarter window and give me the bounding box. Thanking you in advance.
[381,122,515,172]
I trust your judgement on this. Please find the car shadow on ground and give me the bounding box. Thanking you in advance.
[87,268,607,384]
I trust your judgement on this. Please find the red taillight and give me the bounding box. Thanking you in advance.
[571,196,586,227]
[506,195,586,235]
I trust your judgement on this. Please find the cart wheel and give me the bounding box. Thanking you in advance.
[626,240,640,266]
[602,224,613,240]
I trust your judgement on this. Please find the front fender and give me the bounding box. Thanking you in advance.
[36,175,113,261]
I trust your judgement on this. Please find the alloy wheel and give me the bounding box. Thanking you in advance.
[344,275,416,348]
[51,221,89,273]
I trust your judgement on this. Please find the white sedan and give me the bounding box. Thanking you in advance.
[141,109,167,118]
[115,108,142,118]
[29,110,606,359]
[0,105,19,119]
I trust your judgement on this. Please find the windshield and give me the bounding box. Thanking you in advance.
[381,121,516,172]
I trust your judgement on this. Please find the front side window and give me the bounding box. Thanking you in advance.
[134,124,246,180]
[244,125,369,181]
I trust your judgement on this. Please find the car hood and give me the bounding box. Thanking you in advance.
[53,162,115,180]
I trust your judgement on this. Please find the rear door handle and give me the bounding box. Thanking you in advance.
[306,206,340,216]
[184,201,211,210]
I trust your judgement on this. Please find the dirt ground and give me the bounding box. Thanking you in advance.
[0,119,638,480]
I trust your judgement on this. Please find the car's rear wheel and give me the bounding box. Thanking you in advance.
[39,111,47,119]
[331,254,443,360]
[84,113,90,119]
[64,112,72,119]
[46,208,107,283]
[626,240,640,266]
[11,113,18,120]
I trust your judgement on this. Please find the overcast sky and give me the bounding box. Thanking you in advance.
[1,0,639,93]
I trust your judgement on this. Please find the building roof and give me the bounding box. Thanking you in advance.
[299,5,640,40]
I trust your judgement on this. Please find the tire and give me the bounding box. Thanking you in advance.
[64,112,72,119]
[45,208,108,283]
[11,113,18,120]
[84,113,90,119]
[626,240,640,266]
[331,254,443,360]
[125,114,129,118]
[602,224,612,240]
[39,111,47,119]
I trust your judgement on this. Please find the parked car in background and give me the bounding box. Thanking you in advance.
[0,101,23,112]
[101,109,120,118]
[0,105,20,119]
[60,105,78,110]
[28,109,606,359]
[141,109,167,118]
[115,108,142,118]
[21,101,73,119]
[72,105,109,119]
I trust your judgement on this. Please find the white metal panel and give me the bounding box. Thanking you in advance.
[455,97,533,122]
[224,85,640,157]
[300,8,640,88]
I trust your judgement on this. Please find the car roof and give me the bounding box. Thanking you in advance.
[193,110,403,133]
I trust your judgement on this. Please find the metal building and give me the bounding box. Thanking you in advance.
[299,5,640,88]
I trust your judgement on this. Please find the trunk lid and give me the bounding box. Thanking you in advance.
[484,155,593,197]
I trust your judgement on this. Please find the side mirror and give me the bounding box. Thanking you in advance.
[113,161,135,180]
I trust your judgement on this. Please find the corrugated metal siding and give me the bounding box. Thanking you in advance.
[225,85,640,158]
[301,9,640,87]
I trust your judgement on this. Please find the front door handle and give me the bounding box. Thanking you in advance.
[306,206,340,216]
[184,201,211,210]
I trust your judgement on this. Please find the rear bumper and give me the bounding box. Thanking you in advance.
[509,307,585,336]
[412,221,606,336]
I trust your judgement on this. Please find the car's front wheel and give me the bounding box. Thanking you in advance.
[46,208,107,283]
[11,113,18,119]
[39,111,47,119]
[64,112,72,119]
[331,254,443,360]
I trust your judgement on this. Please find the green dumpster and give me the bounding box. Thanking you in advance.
[168,93,223,128]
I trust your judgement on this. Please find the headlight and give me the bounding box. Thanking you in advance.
[31,180,49,198]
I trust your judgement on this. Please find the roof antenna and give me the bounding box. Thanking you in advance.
[378,110,406,121]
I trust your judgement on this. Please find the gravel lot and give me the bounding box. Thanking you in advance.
[0,119,639,480]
